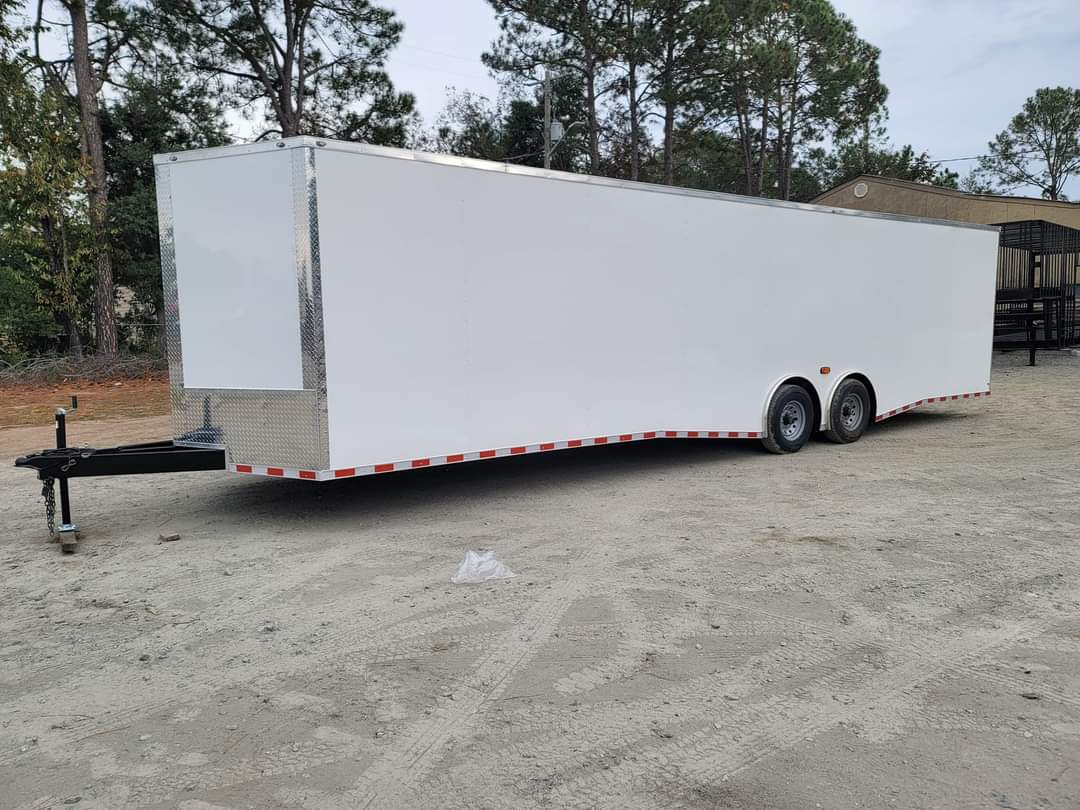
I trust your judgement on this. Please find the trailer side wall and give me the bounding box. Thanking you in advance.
[314,147,997,470]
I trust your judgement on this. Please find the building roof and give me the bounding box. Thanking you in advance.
[813,174,1079,209]
[812,174,1080,230]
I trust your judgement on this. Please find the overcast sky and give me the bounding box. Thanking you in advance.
[384,0,1080,193]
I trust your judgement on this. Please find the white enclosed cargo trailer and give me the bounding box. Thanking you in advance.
[152,136,998,481]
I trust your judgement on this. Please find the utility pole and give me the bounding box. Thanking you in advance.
[543,68,552,170]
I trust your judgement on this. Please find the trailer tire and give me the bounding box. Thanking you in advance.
[761,384,815,454]
[824,378,872,444]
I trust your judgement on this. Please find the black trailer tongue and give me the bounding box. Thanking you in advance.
[14,398,224,553]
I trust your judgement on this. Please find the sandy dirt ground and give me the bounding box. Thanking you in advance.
[1,352,1078,809]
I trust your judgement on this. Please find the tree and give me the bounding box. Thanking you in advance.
[484,0,622,174]
[804,135,958,198]
[665,124,745,192]
[958,169,996,196]
[604,0,711,183]
[103,63,230,352]
[612,0,646,179]
[0,41,90,357]
[433,90,507,161]
[483,1,719,184]
[21,0,148,356]
[977,87,1080,201]
[0,1,13,46]
[598,100,655,179]
[433,78,587,171]
[695,0,887,199]
[502,98,546,166]
[642,0,719,185]
[42,0,122,354]
[151,0,416,142]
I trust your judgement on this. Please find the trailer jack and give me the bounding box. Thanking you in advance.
[14,400,225,553]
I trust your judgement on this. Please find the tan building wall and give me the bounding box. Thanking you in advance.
[812,176,1080,230]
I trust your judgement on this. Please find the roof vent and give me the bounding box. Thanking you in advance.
[853,181,869,199]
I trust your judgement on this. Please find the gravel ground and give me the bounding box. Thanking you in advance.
[1,352,1078,809]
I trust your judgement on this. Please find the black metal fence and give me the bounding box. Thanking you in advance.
[994,220,1080,352]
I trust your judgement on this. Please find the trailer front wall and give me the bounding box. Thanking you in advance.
[169,151,303,390]
[314,147,997,470]
[157,146,329,470]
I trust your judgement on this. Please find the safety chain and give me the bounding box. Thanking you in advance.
[42,477,56,535]
[40,454,80,536]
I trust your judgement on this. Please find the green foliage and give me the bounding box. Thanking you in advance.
[664,125,746,192]
[478,0,889,197]
[0,4,235,358]
[434,75,588,171]
[976,87,1080,201]
[694,0,888,199]
[959,170,997,196]
[102,65,230,352]
[0,0,420,360]
[434,91,511,161]
[150,0,416,141]
[482,1,723,180]
[502,99,546,167]
[0,232,59,361]
[0,55,92,356]
[484,1,624,172]
[0,1,13,52]
[803,136,959,200]
[1,0,425,360]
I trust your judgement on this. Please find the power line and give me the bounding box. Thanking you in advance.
[930,148,1044,165]
[390,57,491,83]
[398,43,482,64]
[930,155,988,164]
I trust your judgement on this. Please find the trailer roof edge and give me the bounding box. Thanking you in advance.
[153,137,1000,234]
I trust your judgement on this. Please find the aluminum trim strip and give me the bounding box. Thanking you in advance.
[155,163,185,426]
[292,146,330,468]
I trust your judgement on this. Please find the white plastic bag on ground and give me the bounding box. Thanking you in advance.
[451,550,516,584]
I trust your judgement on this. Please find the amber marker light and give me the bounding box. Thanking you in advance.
[820,366,831,375]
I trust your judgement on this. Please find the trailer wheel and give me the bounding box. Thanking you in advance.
[761,384,815,454]
[824,378,872,444]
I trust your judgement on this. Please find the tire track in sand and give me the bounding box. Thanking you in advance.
[325,547,606,809]
[543,616,1051,809]
[0,556,510,766]
[551,587,657,696]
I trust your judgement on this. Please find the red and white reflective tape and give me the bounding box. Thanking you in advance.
[229,390,990,480]
[228,429,761,481]
[232,463,319,480]
[874,389,990,423]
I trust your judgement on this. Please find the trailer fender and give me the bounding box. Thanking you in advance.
[760,373,827,436]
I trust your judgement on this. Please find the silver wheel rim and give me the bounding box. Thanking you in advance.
[839,393,864,432]
[780,401,806,441]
